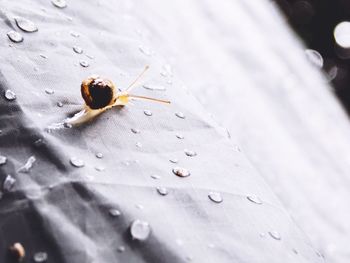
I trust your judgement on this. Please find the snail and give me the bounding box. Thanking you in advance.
[48,66,170,129]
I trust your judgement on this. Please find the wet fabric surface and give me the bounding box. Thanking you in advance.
[0,0,324,262]
[142,1,350,262]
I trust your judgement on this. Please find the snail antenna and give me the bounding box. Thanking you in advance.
[128,94,171,104]
[126,65,150,92]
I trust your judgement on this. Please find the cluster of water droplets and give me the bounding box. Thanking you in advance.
[7,14,39,44]
[1,6,281,257]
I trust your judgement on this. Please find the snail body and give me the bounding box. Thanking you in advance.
[80,66,170,112]
[48,66,170,130]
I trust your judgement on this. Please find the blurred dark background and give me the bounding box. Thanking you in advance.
[275,0,350,114]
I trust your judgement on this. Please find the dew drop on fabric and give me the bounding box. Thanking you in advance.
[45,88,54,95]
[269,231,281,240]
[208,192,223,203]
[33,252,48,262]
[157,186,169,196]
[172,167,190,177]
[109,208,121,217]
[7,31,23,43]
[4,90,16,100]
[73,46,83,54]
[184,149,197,157]
[247,195,263,205]
[144,110,153,116]
[130,219,151,241]
[70,157,85,168]
[175,112,185,119]
[96,152,103,158]
[15,17,38,33]
[51,0,67,8]
[131,128,141,134]
[79,60,89,67]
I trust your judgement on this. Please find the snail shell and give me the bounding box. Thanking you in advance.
[81,75,120,109]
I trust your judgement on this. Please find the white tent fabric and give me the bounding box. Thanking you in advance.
[132,0,350,262]
[0,0,348,262]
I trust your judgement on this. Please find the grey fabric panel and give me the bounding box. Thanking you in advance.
[136,0,350,262]
[0,0,322,262]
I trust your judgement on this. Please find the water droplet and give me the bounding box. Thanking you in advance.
[51,0,67,8]
[70,157,84,168]
[184,149,197,157]
[109,208,121,217]
[18,156,36,173]
[4,90,16,101]
[175,112,185,119]
[15,17,38,33]
[247,195,263,205]
[156,186,168,196]
[96,152,103,158]
[138,45,152,56]
[57,101,63,107]
[0,155,7,165]
[95,166,105,172]
[144,110,152,116]
[45,88,54,95]
[79,60,89,67]
[142,84,166,91]
[168,158,179,164]
[7,30,23,43]
[176,133,184,139]
[3,174,16,192]
[40,54,48,59]
[334,21,350,48]
[269,231,281,240]
[70,31,80,38]
[117,246,125,253]
[305,49,323,68]
[73,46,83,54]
[130,219,151,241]
[208,192,223,203]
[150,174,161,180]
[131,128,140,134]
[136,142,142,148]
[172,167,190,177]
[33,252,48,262]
